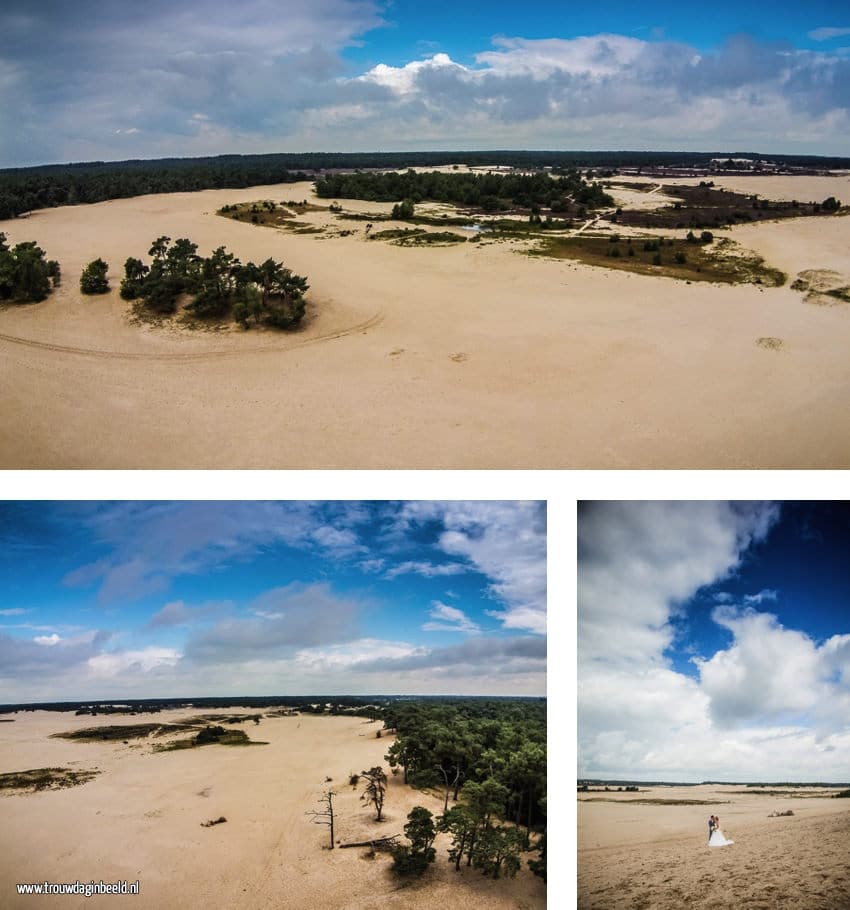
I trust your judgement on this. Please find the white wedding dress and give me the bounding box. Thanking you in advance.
[709,828,734,847]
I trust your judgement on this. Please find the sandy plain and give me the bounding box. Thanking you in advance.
[1,173,849,468]
[0,709,545,909]
[578,784,850,909]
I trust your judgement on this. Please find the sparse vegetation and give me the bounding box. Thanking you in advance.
[52,723,177,741]
[607,182,839,230]
[0,767,100,793]
[368,228,466,246]
[530,234,785,286]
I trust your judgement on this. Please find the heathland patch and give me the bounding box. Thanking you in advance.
[530,233,786,286]
[0,767,100,793]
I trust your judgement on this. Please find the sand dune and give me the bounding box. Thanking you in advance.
[1,175,849,468]
[578,784,850,909]
[0,710,545,909]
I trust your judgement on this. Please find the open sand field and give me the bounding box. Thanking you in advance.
[578,784,850,909]
[0,710,545,909]
[1,174,849,468]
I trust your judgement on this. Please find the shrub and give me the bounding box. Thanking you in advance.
[391,199,415,220]
[391,807,436,877]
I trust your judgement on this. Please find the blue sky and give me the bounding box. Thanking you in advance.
[0,501,546,702]
[1,1,849,166]
[578,502,850,781]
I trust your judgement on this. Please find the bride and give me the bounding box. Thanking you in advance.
[709,816,734,847]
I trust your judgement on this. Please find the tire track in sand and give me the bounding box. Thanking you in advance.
[0,310,384,363]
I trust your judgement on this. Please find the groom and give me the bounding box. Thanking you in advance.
[708,815,716,843]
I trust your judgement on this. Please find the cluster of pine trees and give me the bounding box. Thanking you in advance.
[119,236,309,329]
[315,169,613,214]
[382,699,546,881]
[0,233,60,302]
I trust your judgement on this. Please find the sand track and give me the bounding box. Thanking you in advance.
[0,310,384,363]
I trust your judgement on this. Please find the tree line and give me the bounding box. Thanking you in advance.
[2,149,848,221]
[314,169,614,213]
[119,236,308,329]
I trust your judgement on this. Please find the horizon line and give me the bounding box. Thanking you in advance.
[3,147,850,173]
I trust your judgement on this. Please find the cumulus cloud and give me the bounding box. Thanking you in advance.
[3,10,850,165]
[578,502,850,781]
[695,607,850,727]
[578,501,779,668]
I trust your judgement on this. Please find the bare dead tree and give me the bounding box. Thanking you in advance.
[436,763,461,813]
[306,789,337,849]
[360,766,387,821]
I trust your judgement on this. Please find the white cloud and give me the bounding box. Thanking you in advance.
[695,608,850,728]
[0,608,28,616]
[359,53,463,94]
[34,633,61,646]
[407,501,547,635]
[294,638,419,672]
[578,501,779,669]
[576,502,850,780]
[86,647,182,678]
[384,560,467,580]
[422,600,480,634]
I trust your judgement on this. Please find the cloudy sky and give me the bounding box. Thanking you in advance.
[1,1,849,166]
[578,502,850,782]
[0,501,546,703]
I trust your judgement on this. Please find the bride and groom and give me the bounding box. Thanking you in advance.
[708,815,734,847]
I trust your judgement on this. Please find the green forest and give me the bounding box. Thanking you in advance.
[314,169,614,213]
[2,149,847,220]
[380,698,546,881]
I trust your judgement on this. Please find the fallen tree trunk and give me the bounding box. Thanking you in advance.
[338,835,401,850]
